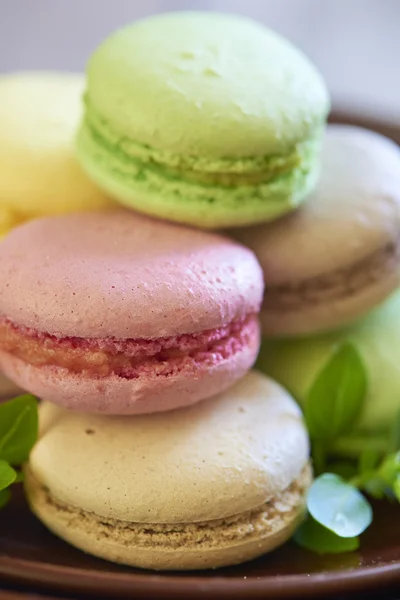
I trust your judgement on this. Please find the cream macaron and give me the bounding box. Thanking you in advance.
[0,72,113,236]
[25,371,311,570]
[234,125,400,336]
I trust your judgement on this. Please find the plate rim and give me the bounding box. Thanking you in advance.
[1,555,400,599]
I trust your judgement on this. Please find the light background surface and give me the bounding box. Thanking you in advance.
[1,0,400,121]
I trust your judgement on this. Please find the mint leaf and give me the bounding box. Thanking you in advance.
[332,433,388,458]
[0,488,11,509]
[0,395,38,464]
[307,473,373,537]
[352,452,400,501]
[305,344,367,442]
[312,439,327,475]
[358,449,381,475]
[0,460,17,491]
[363,476,390,500]
[376,452,400,488]
[329,461,358,480]
[0,395,39,513]
[294,516,359,554]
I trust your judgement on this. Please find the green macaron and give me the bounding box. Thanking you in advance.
[257,289,400,458]
[76,12,330,229]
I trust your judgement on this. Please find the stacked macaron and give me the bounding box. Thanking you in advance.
[76,12,329,228]
[0,11,345,569]
[0,211,312,570]
[236,125,400,455]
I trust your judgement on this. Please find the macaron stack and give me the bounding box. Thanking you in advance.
[5,10,389,570]
[237,125,400,454]
[0,212,312,570]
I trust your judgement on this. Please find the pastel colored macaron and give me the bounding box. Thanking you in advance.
[25,371,311,570]
[234,125,400,336]
[257,288,400,458]
[76,12,329,229]
[0,210,263,414]
[0,72,113,236]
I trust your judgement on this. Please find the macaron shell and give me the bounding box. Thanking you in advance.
[237,126,400,281]
[235,125,400,336]
[26,464,308,570]
[86,12,329,158]
[259,259,400,337]
[257,288,400,437]
[29,372,309,523]
[0,211,263,414]
[0,323,260,414]
[76,125,320,229]
[0,72,112,223]
[0,210,263,339]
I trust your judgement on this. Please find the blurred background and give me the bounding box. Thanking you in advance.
[1,0,400,122]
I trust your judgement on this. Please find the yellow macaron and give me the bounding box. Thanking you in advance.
[0,71,113,236]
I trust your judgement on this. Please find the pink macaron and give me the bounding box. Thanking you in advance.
[0,211,263,414]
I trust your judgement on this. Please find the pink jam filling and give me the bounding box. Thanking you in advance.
[0,315,258,379]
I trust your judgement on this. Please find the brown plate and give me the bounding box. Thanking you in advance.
[0,485,399,599]
[1,113,400,599]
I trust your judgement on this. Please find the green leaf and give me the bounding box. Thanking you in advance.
[312,439,327,476]
[0,488,11,509]
[294,516,360,554]
[0,395,38,464]
[0,460,17,491]
[389,412,400,452]
[377,452,400,486]
[332,434,389,458]
[363,477,390,500]
[307,473,373,537]
[329,461,358,480]
[355,452,400,500]
[305,344,367,442]
[358,449,381,475]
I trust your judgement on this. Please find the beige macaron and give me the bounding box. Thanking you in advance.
[234,125,400,337]
[25,371,311,571]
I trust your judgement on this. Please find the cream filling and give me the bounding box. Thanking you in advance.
[27,464,311,550]
[264,242,399,309]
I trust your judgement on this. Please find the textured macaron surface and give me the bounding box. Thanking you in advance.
[0,72,111,235]
[236,125,400,284]
[0,210,263,339]
[76,12,329,227]
[31,372,309,524]
[0,210,262,413]
[83,12,328,158]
